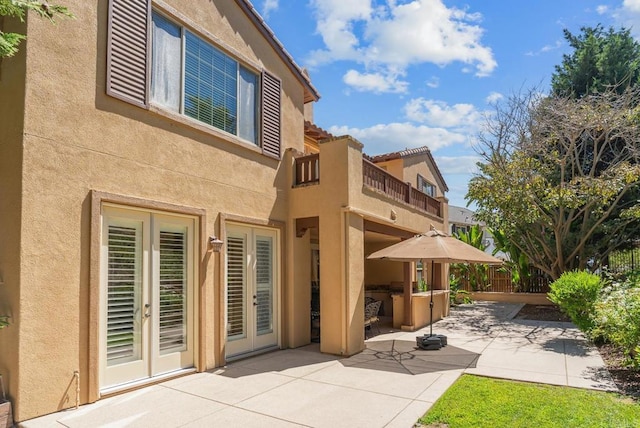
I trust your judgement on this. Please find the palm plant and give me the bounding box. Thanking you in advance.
[452,225,490,291]
[490,228,532,291]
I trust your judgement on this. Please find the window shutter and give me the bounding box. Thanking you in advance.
[107,0,150,108]
[255,236,273,335]
[227,235,246,339]
[261,70,282,158]
[158,229,187,354]
[106,224,142,364]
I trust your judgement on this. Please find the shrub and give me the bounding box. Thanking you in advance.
[594,280,640,367]
[548,270,603,332]
[449,275,472,305]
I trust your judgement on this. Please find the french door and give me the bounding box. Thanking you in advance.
[100,206,196,391]
[225,224,279,358]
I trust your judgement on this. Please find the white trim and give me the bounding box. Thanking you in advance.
[99,204,199,392]
[224,222,281,359]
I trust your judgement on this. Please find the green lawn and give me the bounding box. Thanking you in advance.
[419,375,640,428]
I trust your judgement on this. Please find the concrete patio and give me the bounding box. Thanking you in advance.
[21,302,617,427]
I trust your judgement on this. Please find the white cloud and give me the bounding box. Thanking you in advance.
[426,76,440,88]
[328,122,467,154]
[524,40,562,56]
[624,0,640,13]
[596,5,609,14]
[433,156,481,174]
[343,69,409,93]
[307,0,497,93]
[262,0,279,19]
[485,91,503,104]
[610,1,640,39]
[404,98,484,131]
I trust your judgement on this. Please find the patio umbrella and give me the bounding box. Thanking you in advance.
[367,227,502,338]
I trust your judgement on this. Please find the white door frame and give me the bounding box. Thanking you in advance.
[225,223,280,359]
[99,205,197,391]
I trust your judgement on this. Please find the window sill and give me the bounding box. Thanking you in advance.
[148,103,266,158]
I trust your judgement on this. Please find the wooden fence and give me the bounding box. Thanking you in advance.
[453,265,551,294]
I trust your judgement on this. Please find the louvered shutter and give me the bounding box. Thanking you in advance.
[106,223,142,364]
[255,236,273,335]
[261,70,281,158]
[159,229,187,353]
[227,236,246,339]
[107,0,150,108]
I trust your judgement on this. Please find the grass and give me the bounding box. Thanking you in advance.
[419,375,640,428]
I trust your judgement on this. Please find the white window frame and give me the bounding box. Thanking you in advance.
[417,174,436,197]
[150,11,259,145]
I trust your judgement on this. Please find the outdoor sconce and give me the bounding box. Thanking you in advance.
[208,235,224,253]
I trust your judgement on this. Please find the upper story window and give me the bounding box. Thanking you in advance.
[417,174,436,197]
[151,13,258,144]
[106,0,282,158]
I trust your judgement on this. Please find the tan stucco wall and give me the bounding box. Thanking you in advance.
[364,241,404,285]
[402,156,444,197]
[288,136,449,356]
[392,291,449,330]
[470,292,553,305]
[372,159,403,181]
[7,0,308,421]
[0,14,27,421]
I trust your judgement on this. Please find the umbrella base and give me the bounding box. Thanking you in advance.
[416,334,447,350]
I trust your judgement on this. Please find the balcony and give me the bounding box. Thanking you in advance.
[294,153,442,218]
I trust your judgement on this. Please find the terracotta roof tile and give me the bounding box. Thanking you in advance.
[369,146,449,192]
[304,121,334,140]
[235,0,320,103]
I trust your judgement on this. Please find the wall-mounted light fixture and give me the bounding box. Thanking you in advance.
[209,235,224,253]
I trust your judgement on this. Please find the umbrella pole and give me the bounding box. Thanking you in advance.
[429,260,434,337]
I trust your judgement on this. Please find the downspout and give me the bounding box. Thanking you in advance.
[340,209,347,355]
[74,370,80,409]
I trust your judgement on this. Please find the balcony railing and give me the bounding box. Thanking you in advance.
[295,153,320,185]
[362,159,441,217]
[293,154,442,217]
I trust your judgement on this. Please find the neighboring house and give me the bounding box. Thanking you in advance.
[448,205,497,255]
[0,0,449,422]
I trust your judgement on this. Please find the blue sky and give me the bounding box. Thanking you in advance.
[256,0,640,208]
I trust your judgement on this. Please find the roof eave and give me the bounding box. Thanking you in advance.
[235,0,320,103]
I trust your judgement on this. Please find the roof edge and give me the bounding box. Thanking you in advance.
[370,146,449,192]
[235,0,320,103]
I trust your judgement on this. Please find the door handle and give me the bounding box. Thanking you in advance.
[144,303,151,318]
[253,295,258,306]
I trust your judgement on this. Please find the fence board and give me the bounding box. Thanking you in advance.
[453,265,550,294]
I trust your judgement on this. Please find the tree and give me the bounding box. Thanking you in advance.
[551,25,640,98]
[0,0,72,58]
[489,228,531,291]
[452,224,490,291]
[468,88,640,280]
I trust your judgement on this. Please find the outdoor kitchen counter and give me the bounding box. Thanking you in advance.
[391,290,450,330]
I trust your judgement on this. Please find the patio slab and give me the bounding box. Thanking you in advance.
[20,301,617,428]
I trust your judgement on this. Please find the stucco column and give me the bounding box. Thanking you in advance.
[287,224,311,347]
[317,136,366,356]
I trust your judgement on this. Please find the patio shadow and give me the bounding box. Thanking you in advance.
[341,339,480,375]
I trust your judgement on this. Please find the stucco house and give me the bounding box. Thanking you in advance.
[0,0,449,422]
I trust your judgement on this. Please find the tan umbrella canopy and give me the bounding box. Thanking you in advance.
[367,228,503,265]
[367,227,502,338]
